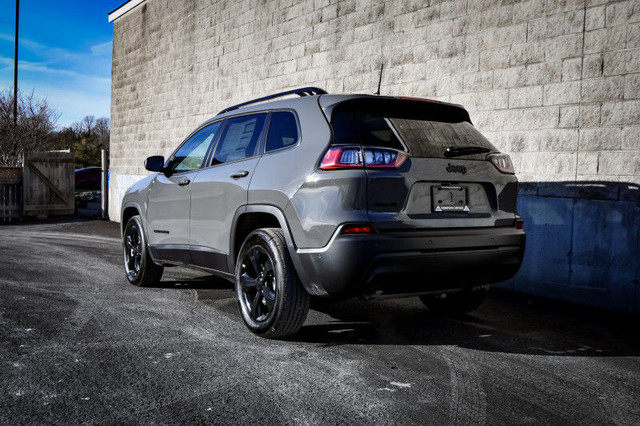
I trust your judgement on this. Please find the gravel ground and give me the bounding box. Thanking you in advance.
[1,219,639,425]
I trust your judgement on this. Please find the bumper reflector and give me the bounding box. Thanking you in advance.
[342,225,373,234]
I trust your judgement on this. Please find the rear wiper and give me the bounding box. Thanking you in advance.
[444,146,492,158]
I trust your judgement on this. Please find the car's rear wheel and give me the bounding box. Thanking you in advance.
[235,228,310,339]
[123,215,164,287]
[420,286,489,315]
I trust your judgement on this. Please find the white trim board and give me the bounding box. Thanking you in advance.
[108,0,146,23]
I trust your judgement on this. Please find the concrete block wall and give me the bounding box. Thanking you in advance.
[110,0,640,312]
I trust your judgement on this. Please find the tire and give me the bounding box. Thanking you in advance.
[420,286,489,316]
[235,228,310,339]
[123,215,164,287]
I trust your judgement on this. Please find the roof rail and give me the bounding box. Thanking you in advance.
[217,87,327,115]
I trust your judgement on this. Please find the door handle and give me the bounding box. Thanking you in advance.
[230,170,249,179]
[177,177,191,186]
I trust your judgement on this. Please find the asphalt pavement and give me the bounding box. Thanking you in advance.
[1,218,639,425]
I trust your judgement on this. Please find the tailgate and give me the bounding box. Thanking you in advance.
[366,157,518,230]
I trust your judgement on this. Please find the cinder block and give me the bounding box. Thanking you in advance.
[559,105,580,128]
[539,129,580,151]
[508,131,540,152]
[581,76,624,102]
[509,85,543,108]
[561,57,582,81]
[452,14,481,36]
[622,126,640,149]
[545,33,583,60]
[577,151,600,174]
[493,66,526,89]
[521,151,577,175]
[585,5,605,30]
[579,127,623,150]
[544,81,582,105]
[440,0,467,20]
[584,27,627,54]
[600,101,625,125]
[598,151,640,175]
[527,61,562,85]
[438,36,465,58]
[513,0,545,22]
[603,51,627,76]
[511,41,545,66]
[627,22,640,48]
[463,71,493,92]
[478,47,510,71]
[581,105,602,127]
[521,106,560,129]
[605,0,640,27]
[623,100,640,125]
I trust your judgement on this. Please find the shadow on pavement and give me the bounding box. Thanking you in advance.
[287,290,640,357]
[151,274,233,291]
[157,271,639,357]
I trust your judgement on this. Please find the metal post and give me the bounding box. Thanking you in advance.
[101,149,108,220]
[13,0,19,127]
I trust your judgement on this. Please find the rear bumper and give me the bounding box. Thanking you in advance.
[293,226,525,298]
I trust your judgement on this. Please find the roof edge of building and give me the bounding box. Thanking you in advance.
[108,0,146,23]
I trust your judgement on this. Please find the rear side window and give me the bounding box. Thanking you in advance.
[212,114,267,164]
[331,111,404,151]
[266,111,299,152]
[330,98,497,159]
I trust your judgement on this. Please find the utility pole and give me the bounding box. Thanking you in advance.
[13,0,19,127]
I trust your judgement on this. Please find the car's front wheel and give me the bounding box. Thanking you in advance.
[235,228,310,338]
[419,285,489,315]
[123,215,164,287]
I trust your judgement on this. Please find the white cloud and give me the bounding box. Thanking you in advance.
[0,55,110,85]
[0,33,79,63]
[91,41,112,56]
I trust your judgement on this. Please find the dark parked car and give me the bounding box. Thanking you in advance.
[75,167,101,191]
[121,87,525,338]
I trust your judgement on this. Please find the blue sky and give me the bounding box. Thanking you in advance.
[0,0,124,127]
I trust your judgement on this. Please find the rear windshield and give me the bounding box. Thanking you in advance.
[330,98,497,159]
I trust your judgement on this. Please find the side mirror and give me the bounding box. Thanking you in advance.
[144,155,165,172]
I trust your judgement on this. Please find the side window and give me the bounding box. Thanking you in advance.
[171,122,221,173]
[212,114,267,165]
[266,111,299,152]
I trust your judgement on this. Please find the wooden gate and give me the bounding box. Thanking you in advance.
[23,151,75,217]
[0,167,23,222]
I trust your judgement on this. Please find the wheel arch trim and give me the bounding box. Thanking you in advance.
[229,204,315,293]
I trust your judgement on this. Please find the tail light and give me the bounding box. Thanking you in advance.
[320,146,408,170]
[516,219,524,230]
[488,153,515,174]
[319,146,362,169]
[363,148,408,168]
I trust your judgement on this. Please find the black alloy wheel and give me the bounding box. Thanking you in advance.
[238,246,277,322]
[123,215,164,287]
[124,223,143,281]
[235,228,310,338]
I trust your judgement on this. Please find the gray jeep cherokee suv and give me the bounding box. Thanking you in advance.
[121,87,525,338]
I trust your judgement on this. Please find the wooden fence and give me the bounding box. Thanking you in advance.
[23,151,75,217]
[0,167,23,222]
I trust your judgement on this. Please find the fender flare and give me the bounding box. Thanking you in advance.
[229,204,318,295]
[121,201,145,236]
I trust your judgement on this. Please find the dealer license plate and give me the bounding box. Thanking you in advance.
[432,185,469,212]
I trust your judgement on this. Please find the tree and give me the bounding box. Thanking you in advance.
[0,89,59,166]
[50,115,110,168]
